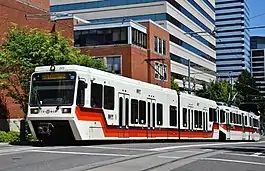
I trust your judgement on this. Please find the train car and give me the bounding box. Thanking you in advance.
[217,104,261,141]
[26,65,260,143]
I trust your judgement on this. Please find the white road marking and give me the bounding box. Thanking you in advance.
[82,146,154,151]
[225,153,265,158]
[151,141,265,151]
[201,158,265,166]
[250,152,263,157]
[0,147,37,154]
[29,149,136,157]
[158,156,181,159]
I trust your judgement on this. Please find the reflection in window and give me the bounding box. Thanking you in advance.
[74,27,128,47]
[154,36,158,52]
[91,83,102,108]
[157,103,163,125]
[104,86,114,110]
[170,106,177,126]
[155,62,168,81]
[132,28,147,48]
[95,56,121,75]
[131,99,138,124]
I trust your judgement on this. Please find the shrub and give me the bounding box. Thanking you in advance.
[0,131,38,144]
[0,131,20,143]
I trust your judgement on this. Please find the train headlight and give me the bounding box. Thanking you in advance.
[30,108,39,114]
[62,108,71,114]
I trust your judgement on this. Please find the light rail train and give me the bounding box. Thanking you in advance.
[26,65,261,143]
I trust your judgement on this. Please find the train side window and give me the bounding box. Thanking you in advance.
[194,110,198,128]
[183,108,187,127]
[235,114,238,124]
[220,110,225,123]
[170,106,177,126]
[139,100,146,124]
[230,112,233,123]
[104,86,114,110]
[157,103,163,125]
[198,111,202,128]
[209,108,214,122]
[152,103,156,127]
[76,80,87,106]
[131,99,138,124]
[91,83,103,108]
[214,109,218,123]
[238,114,242,124]
[245,116,248,126]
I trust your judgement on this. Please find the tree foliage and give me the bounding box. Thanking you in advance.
[171,77,180,92]
[195,80,241,105]
[196,69,262,114]
[234,69,259,102]
[0,26,106,116]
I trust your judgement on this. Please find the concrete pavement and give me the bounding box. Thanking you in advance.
[0,140,264,171]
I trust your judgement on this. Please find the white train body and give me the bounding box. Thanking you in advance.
[26,65,260,142]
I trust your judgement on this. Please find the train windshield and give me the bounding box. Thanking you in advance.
[29,72,77,107]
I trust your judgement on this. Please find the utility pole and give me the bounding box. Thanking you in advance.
[188,59,191,94]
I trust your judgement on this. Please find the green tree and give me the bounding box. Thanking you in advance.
[234,69,259,102]
[0,26,106,116]
[196,80,241,106]
[171,77,180,92]
[235,69,263,115]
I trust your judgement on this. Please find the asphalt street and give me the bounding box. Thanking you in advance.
[0,138,265,171]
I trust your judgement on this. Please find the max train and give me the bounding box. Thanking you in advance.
[26,65,261,143]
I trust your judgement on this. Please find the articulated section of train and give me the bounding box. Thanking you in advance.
[26,65,261,143]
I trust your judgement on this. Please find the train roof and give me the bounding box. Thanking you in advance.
[34,65,176,94]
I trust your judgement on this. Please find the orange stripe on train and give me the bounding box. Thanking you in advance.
[75,107,218,138]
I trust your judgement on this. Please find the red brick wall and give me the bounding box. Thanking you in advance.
[0,0,74,44]
[81,45,148,81]
[140,21,171,88]
[22,0,50,11]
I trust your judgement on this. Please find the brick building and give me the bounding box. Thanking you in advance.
[75,20,171,88]
[0,0,85,131]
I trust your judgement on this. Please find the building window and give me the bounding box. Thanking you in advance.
[95,56,121,75]
[74,27,128,47]
[162,40,166,55]
[154,36,158,52]
[154,36,166,55]
[132,28,147,48]
[158,38,162,54]
[252,50,264,57]
[154,62,168,81]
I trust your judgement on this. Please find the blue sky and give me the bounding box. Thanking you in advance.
[248,0,265,36]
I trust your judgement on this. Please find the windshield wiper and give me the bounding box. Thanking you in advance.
[33,89,42,110]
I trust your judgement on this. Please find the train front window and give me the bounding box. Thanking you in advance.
[30,72,76,107]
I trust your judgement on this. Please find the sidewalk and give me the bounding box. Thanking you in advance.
[0,143,9,147]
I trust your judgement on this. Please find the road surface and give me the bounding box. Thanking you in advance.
[0,139,265,171]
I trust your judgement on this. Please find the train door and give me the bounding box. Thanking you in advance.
[147,98,156,138]
[226,112,231,140]
[203,110,208,132]
[188,109,194,138]
[118,93,130,137]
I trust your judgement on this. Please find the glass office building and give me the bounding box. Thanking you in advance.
[215,0,250,80]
